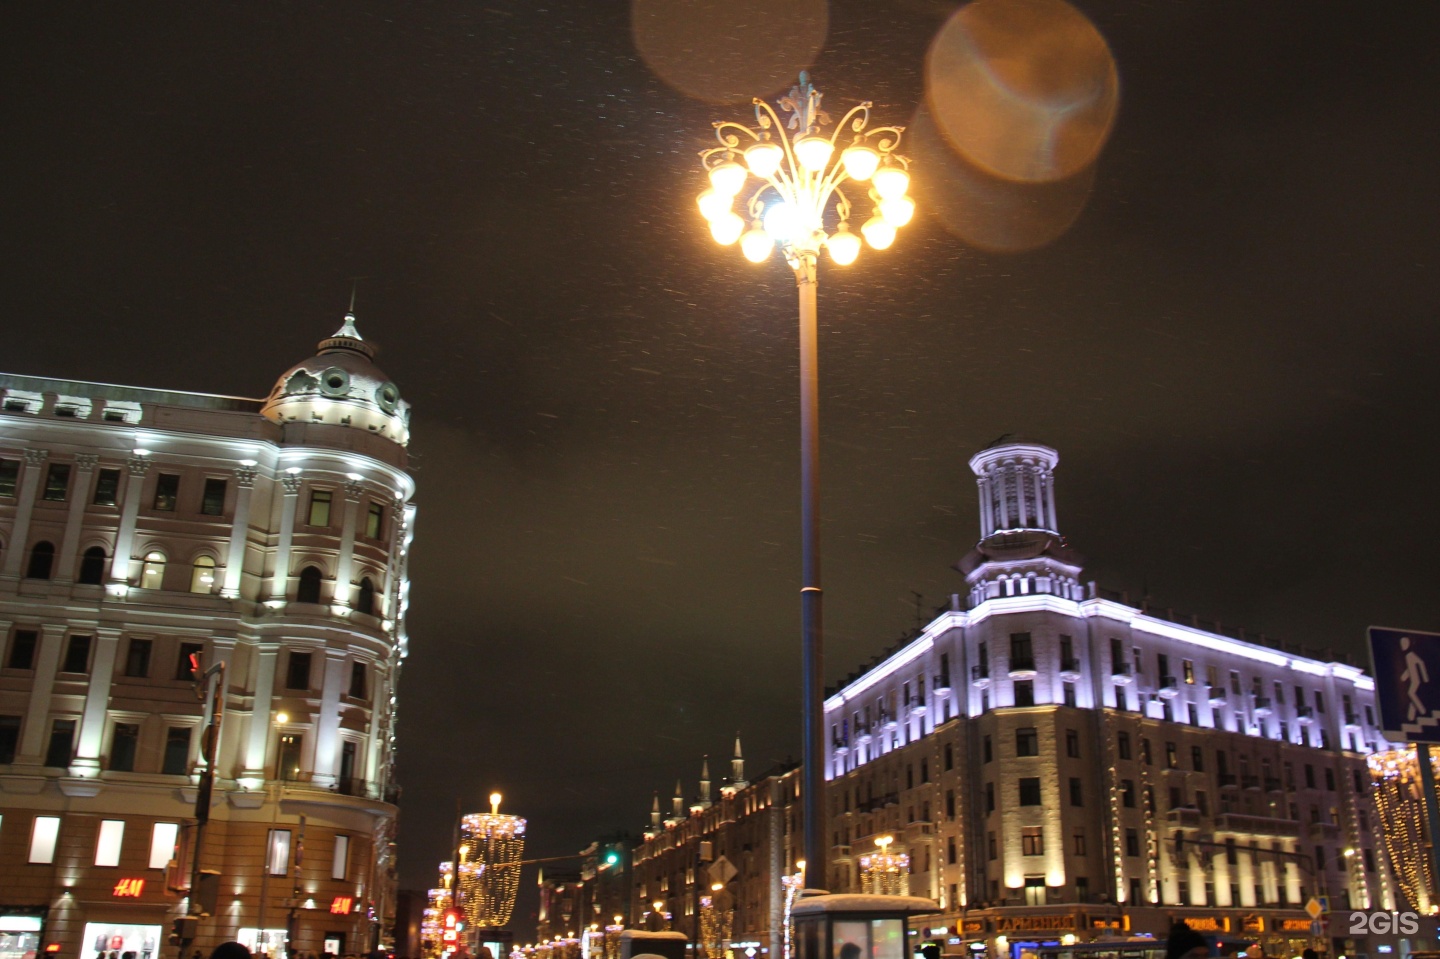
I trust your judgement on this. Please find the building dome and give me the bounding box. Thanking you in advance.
[262,311,410,445]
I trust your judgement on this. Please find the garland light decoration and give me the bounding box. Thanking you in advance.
[1369,747,1439,914]
[458,792,528,928]
[859,835,910,896]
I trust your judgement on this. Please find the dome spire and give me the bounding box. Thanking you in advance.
[318,285,375,360]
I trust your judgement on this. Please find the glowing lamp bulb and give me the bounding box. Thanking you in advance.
[879,195,915,227]
[744,140,784,179]
[841,144,880,181]
[872,165,910,200]
[275,712,289,725]
[708,160,747,197]
[741,226,774,263]
[794,134,833,172]
[696,189,731,223]
[826,224,861,266]
[763,202,798,243]
[861,214,896,250]
[709,211,745,246]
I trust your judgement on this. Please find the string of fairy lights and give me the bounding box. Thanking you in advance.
[1368,747,1439,915]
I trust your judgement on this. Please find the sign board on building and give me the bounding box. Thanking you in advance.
[995,916,1074,933]
[1368,627,1440,743]
[112,879,145,897]
[1183,917,1230,933]
[1279,919,1314,932]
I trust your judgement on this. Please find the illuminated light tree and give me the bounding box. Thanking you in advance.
[858,836,910,896]
[458,793,528,928]
[1369,747,1439,914]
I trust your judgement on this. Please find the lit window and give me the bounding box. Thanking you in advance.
[1021,826,1044,856]
[190,556,217,594]
[93,468,121,506]
[201,478,227,516]
[267,829,292,876]
[308,490,332,526]
[0,459,18,496]
[140,552,166,590]
[42,464,71,501]
[29,816,60,864]
[366,502,385,539]
[332,835,350,880]
[95,820,125,867]
[149,822,179,869]
[153,473,180,511]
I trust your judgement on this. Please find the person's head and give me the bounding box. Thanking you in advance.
[210,943,253,959]
[1303,950,1318,959]
[840,944,863,959]
[1165,923,1209,959]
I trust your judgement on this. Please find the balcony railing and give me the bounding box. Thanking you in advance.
[1111,662,1134,685]
[1214,813,1302,839]
[1008,657,1037,676]
[1059,658,1081,679]
[1158,676,1180,699]
[933,673,953,695]
[1241,774,1261,790]
[1207,686,1228,705]
[971,664,991,688]
[1296,705,1315,723]
[1254,696,1273,716]
[1218,773,1238,788]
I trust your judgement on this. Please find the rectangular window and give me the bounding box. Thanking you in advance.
[153,473,180,511]
[161,727,191,775]
[1183,659,1195,684]
[1118,732,1131,760]
[29,816,61,863]
[93,468,121,506]
[1009,632,1033,669]
[0,459,18,496]
[1063,683,1077,707]
[61,635,92,674]
[267,829,292,876]
[176,642,203,680]
[982,735,992,763]
[8,629,38,669]
[987,832,997,861]
[1315,691,1326,713]
[1230,670,1242,694]
[95,819,125,867]
[985,782,995,814]
[332,835,350,880]
[366,502,385,539]
[1024,877,1045,906]
[1014,680,1035,707]
[1021,826,1044,856]
[1166,742,1179,769]
[278,733,303,780]
[45,719,76,768]
[349,661,367,699]
[1121,779,1136,807]
[1196,790,1209,816]
[1069,777,1083,806]
[1192,746,1205,771]
[0,715,20,763]
[1125,828,1139,857]
[200,478,227,516]
[286,652,312,690]
[1073,833,1087,856]
[149,822,179,869]
[124,639,152,678]
[308,489,333,526]
[1065,729,1080,758]
[43,463,71,501]
[1016,727,1038,757]
[1019,777,1042,806]
[110,723,139,772]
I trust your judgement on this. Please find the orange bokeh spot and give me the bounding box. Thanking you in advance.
[926,0,1119,183]
[632,0,828,104]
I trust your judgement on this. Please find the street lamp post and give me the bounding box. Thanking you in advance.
[695,73,913,888]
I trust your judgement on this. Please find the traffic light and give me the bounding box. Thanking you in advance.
[169,917,198,946]
[604,850,620,867]
[442,909,463,944]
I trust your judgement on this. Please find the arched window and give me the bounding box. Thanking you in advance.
[296,565,323,604]
[140,551,166,590]
[78,546,107,585]
[190,556,217,594]
[355,577,376,616]
[26,541,55,580]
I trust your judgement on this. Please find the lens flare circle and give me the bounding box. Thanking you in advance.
[925,0,1119,183]
[633,0,829,104]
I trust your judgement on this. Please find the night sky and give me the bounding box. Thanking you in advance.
[4,0,1438,938]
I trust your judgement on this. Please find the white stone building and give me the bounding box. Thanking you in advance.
[823,439,1400,959]
[0,310,416,959]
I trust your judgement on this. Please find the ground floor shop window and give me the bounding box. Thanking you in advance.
[0,914,43,959]
[82,922,161,959]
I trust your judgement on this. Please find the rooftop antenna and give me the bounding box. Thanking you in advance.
[912,590,924,629]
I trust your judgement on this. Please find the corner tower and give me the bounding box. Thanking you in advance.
[955,436,1084,606]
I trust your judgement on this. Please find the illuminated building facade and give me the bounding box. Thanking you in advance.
[630,745,802,959]
[824,439,1402,958]
[0,310,416,959]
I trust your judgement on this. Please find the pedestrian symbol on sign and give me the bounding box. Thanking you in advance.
[1404,637,1430,722]
[1369,627,1440,743]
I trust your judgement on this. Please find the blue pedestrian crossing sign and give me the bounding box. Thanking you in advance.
[1369,626,1440,744]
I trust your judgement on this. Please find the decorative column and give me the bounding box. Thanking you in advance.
[55,453,98,581]
[1045,470,1059,533]
[72,626,121,775]
[976,477,992,538]
[222,465,258,598]
[364,665,388,794]
[1031,466,1045,529]
[18,623,66,764]
[109,455,150,584]
[311,647,349,788]
[242,644,279,779]
[2,449,48,578]
[267,473,302,602]
[333,479,365,609]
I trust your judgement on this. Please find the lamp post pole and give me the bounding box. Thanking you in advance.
[695,73,914,890]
